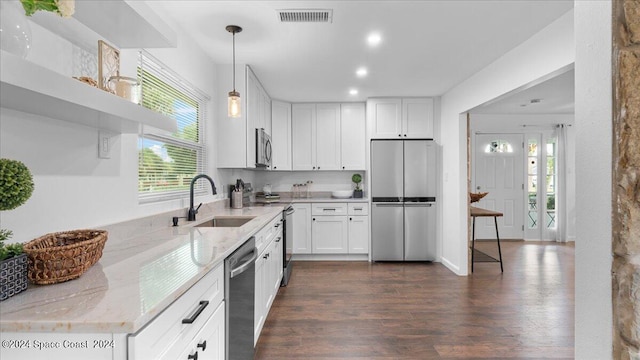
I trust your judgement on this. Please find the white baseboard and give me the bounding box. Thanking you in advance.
[292,254,369,261]
[440,256,464,275]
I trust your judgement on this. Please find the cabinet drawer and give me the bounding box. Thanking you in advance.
[128,264,224,360]
[348,203,368,216]
[256,215,282,256]
[311,203,347,216]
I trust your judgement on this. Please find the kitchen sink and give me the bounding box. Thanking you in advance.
[195,217,255,227]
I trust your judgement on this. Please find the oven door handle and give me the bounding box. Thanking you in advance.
[230,248,258,278]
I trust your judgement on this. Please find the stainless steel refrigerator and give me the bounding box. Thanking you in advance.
[371,140,437,261]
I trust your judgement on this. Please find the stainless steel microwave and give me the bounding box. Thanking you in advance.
[255,128,272,168]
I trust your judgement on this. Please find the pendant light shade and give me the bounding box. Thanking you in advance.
[226,25,242,118]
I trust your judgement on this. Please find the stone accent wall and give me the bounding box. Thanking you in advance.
[613,1,640,359]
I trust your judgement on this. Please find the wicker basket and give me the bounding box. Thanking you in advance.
[470,192,489,203]
[23,230,108,285]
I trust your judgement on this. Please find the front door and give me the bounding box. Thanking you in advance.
[473,133,525,240]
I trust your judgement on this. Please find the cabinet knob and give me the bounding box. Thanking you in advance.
[264,253,269,259]
[318,166,321,170]
[350,217,353,221]
[342,166,345,170]
[197,341,207,351]
[404,134,407,137]
[398,134,402,137]
[188,352,198,360]
[276,237,281,243]
[274,166,277,169]
[313,218,316,221]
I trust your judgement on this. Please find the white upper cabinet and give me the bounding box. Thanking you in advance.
[218,65,271,169]
[367,98,402,138]
[314,104,341,171]
[292,104,315,170]
[292,103,364,171]
[340,103,366,170]
[402,98,434,138]
[271,100,292,171]
[368,98,434,139]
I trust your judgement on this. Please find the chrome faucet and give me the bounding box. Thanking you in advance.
[188,174,217,221]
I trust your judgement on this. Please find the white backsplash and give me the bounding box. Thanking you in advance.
[253,170,365,193]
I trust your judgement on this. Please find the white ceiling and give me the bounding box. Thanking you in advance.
[471,68,575,114]
[148,0,574,103]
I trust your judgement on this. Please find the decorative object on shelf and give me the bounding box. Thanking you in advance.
[226,25,243,118]
[23,229,108,285]
[97,40,120,93]
[19,0,75,17]
[331,190,353,199]
[73,76,98,87]
[0,158,35,300]
[470,192,489,203]
[0,0,32,58]
[352,174,363,198]
[108,76,141,104]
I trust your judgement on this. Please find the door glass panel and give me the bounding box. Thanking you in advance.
[527,139,538,229]
[546,139,556,229]
[484,139,513,153]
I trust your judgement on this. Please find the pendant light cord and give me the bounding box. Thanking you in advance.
[232,31,236,92]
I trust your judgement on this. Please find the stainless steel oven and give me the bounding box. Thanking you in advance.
[281,205,294,286]
[255,128,272,168]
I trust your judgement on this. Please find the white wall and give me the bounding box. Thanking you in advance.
[0,18,223,242]
[438,10,575,275]
[574,1,612,358]
[469,114,576,241]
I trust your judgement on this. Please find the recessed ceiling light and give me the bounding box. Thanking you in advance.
[356,67,368,77]
[349,89,358,95]
[367,33,382,47]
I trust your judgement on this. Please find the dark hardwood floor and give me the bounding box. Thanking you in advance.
[255,241,575,359]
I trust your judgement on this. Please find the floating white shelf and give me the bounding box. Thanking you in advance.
[0,51,177,134]
[30,0,177,51]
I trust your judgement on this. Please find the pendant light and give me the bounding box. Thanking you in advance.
[226,25,242,118]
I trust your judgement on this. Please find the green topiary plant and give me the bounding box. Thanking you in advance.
[0,158,34,211]
[352,174,362,190]
[0,159,34,261]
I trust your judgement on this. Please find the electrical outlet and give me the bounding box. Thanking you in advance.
[98,131,112,159]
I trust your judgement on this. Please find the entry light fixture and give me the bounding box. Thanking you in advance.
[226,25,242,118]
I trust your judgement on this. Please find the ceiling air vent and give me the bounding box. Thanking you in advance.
[278,9,333,23]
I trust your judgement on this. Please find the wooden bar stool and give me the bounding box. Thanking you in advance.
[470,206,504,272]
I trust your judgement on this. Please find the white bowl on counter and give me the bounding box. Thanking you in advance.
[331,190,353,199]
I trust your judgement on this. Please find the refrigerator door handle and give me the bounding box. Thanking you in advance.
[404,203,433,207]
[374,203,404,207]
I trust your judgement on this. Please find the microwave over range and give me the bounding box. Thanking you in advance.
[255,128,272,168]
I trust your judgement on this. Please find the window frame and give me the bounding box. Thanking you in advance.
[137,51,210,203]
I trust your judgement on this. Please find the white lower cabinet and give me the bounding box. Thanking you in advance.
[293,202,369,256]
[348,215,369,254]
[177,302,225,360]
[254,215,284,346]
[128,264,225,360]
[312,215,348,253]
[292,203,312,254]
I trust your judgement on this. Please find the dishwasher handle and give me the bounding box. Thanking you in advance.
[230,248,258,278]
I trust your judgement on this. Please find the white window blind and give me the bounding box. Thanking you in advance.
[137,51,210,202]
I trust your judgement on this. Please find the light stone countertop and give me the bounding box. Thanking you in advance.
[0,204,286,334]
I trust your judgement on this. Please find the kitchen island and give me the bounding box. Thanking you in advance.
[0,202,285,359]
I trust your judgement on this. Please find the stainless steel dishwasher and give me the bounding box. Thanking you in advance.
[225,237,257,360]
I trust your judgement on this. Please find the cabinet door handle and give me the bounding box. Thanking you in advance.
[188,351,198,360]
[197,341,207,351]
[182,300,209,324]
[274,223,280,228]
[275,237,281,243]
[354,207,363,211]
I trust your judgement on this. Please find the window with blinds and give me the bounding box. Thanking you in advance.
[137,51,209,202]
